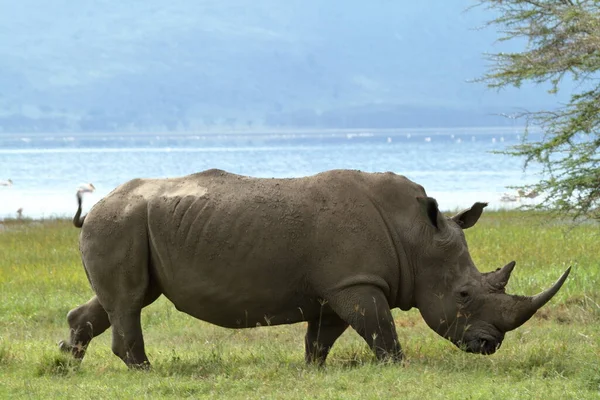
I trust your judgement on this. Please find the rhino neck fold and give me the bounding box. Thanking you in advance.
[388,224,415,311]
[364,195,415,311]
[396,243,415,311]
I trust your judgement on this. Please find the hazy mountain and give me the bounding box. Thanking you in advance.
[0,0,567,133]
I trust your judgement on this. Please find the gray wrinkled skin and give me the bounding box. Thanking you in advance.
[59,169,570,369]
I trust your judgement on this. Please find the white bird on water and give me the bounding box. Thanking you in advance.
[500,193,519,203]
[517,189,539,199]
[77,183,96,194]
[500,188,540,203]
[0,179,13,187]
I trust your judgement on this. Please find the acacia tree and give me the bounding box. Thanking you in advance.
[476,0,600,219]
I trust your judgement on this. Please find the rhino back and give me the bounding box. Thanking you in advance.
[146,172,318,323]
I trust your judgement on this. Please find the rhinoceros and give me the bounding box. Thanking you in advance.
[59,169,570,369]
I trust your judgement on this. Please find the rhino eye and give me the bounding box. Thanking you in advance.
[459,290,470,298]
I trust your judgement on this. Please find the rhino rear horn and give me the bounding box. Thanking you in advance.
[485,261,516,289]
[501,267,571,331]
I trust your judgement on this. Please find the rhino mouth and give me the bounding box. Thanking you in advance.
[455,333,505,355]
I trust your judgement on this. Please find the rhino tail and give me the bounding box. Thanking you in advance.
[73,191,86,228]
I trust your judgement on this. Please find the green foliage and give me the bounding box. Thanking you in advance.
[476,0,600,220]
[0,216,599,398]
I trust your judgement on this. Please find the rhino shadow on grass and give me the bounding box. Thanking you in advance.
[59,169,570,369]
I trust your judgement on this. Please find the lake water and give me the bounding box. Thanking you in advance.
[0,127,543,220]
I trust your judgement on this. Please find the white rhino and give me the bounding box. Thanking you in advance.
[60,169,570,368]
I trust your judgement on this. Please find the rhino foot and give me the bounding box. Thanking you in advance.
[130,360,151,371]
[58,340,69,352]
[58,340,87,359]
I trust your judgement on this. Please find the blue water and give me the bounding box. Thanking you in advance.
[0,128,543,219]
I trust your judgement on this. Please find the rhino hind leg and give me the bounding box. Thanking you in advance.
[102,282,162,369]
[59,295,110,359]
[325,285,403,362]
[59,284,161,365]
[304,314,349,365]
[108,309,149,369]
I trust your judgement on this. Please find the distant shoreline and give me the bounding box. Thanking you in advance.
[0,125,538,138]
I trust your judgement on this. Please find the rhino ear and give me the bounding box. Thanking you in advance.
[452,202,488,229]
[417,196,441,229]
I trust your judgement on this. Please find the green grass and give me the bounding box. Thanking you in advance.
[1,213,599,399]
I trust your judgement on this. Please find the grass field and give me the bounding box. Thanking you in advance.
[0,212,599,399]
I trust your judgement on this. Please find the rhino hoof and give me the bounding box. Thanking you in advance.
[58,340,71,352]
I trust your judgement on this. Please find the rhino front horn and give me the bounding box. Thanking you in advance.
[502,267,572,331]
[530,267,572,311]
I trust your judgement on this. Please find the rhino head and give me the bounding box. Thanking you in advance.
[413,198,570,355]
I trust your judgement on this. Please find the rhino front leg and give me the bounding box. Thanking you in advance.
[59,295,111,359]
[326,285,403,362]
[305,314,348,365]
